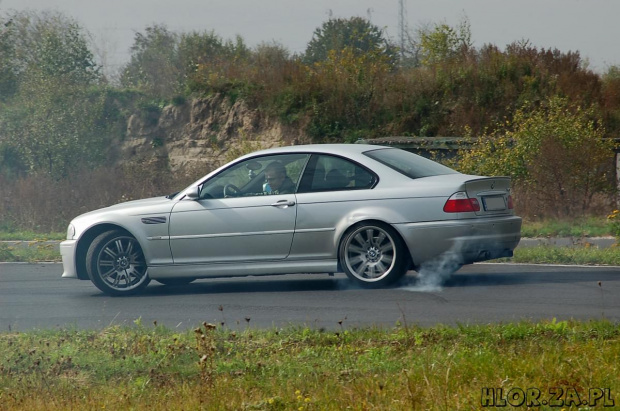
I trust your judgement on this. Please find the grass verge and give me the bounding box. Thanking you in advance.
[520,216,612,238]
[509,245,620,265]
[0,320,618,410]
[0,242,61,262]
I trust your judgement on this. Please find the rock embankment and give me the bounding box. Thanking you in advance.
[120,94,310,172]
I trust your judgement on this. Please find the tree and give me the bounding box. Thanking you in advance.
[304,17,397,66]
[0,16,18,99]
[120,24,181,97]
[121,25,250,98]
[179,31,249,68]
[602,65,620,132]
[0,10,106,178]
[180,31,250,94]
[1,69,109,178]
[417,16,472,66]
[0,10,100,87]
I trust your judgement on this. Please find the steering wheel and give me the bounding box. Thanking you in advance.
[223,184,240,197]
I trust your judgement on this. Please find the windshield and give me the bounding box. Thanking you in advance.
[364,148,458,179]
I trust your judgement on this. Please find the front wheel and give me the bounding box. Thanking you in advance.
[339,223,408,288]
[86,230,150,296]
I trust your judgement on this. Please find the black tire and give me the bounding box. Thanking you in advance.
[155,278,196,286]
[86,230,150,296]
[339,223,408,288]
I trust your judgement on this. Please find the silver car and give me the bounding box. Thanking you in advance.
[60,144,521,296]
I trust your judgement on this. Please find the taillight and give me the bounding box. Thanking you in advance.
[443,192,480,213]
[507,195,514,209]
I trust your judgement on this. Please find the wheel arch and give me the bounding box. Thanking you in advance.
[74,224,134,280]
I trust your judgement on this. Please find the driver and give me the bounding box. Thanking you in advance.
[264,161,295,194]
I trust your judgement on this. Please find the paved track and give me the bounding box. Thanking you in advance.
[1,263,618,331]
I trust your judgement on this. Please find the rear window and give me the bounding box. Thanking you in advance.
[364,148,458,179]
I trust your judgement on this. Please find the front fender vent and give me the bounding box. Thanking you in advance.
[141,216,167,225]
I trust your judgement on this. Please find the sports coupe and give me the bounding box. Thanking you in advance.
[60,144,521,295]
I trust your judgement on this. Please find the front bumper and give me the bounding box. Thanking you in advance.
[60,240,78,279]
[395,215,522,267]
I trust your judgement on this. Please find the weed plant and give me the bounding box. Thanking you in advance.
[0,320,618,410]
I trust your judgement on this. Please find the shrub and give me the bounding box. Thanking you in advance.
[457,96,615,218]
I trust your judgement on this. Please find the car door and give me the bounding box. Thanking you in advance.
[290,154,378,260]
[168,153,309,265]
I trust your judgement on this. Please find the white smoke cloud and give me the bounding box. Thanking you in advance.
[401,239,466,292]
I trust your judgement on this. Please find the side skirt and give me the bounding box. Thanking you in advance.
[148,259,338,279]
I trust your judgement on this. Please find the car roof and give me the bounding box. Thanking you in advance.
[242,143,387,158]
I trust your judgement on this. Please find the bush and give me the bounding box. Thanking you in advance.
[457,96,615,218]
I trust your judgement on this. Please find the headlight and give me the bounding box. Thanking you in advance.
[67,224,76,240]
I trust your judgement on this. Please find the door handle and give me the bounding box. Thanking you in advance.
[271,200,296,208]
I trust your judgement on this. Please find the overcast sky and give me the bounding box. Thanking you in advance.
[2,0,619,74]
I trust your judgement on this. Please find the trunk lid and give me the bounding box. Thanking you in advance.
[464,177,513,216]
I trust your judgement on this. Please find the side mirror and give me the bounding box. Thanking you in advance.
[185,186,200,200]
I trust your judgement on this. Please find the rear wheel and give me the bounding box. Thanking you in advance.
[339,223,408,287]
[86,230,150,296]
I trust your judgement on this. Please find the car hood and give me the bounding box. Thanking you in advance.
[104,196,172,211]
[74,196,174,221]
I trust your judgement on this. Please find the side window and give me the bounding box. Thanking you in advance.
[199,154,309,199]
[298,155,376,193]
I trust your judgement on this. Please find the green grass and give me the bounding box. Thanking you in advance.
[0,320,618,410]
[520,216,612,238]
[510,244,620,265]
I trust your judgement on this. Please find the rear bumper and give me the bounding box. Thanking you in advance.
[60,240,78,279]
[395,215,522,267]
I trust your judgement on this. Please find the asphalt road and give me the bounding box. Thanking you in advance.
[1,263,618,331]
